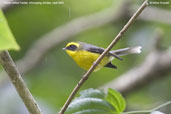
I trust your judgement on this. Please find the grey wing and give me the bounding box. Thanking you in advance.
[78,42,122,60]
[79,42,105,54]
[110,46,142,56]
[86,46,122,60]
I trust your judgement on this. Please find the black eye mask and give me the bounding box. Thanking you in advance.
[66,45,77,51]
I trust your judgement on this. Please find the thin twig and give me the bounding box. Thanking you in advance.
[122,101,171,114]
[0,51,42,114]
[59,0,148,114]
[151,101,171,112]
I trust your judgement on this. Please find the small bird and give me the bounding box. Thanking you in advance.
[63,42,142,72]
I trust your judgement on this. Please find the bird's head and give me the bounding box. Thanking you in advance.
[63,42,80,56]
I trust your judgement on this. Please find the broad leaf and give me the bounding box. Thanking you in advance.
[106,88,126,113]
[71,109,110,114]
[65,88,115,114]
[77,88,105,99]
[0,9,20,51]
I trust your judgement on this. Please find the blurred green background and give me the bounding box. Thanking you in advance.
[0,0,171,114]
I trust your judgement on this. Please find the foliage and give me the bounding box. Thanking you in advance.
[106,88,126,113]
[64,88,170,114]
[0,9,20,51]
[65,88,126,114]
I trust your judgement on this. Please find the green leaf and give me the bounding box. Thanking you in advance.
[0,9,20,51]
[78,88,105,99]
[106,88,126,113]
[72,109,110,114]
[65,88,115,114]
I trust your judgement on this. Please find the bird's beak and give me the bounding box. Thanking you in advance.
[62,47,66,50]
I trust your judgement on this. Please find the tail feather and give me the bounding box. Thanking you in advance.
[104,62,117,69]
[110,46,142,56]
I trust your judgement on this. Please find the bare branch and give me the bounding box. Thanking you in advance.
[0,51,42,114]
[122,101,171,114]
[99,33,171,94]
[59,1,148,114]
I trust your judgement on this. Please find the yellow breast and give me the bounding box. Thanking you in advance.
[66,50,112,71]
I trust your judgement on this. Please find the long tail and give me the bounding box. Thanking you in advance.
[110,46,142,56]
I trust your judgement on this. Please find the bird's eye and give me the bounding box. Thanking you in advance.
[66,45,77,51]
